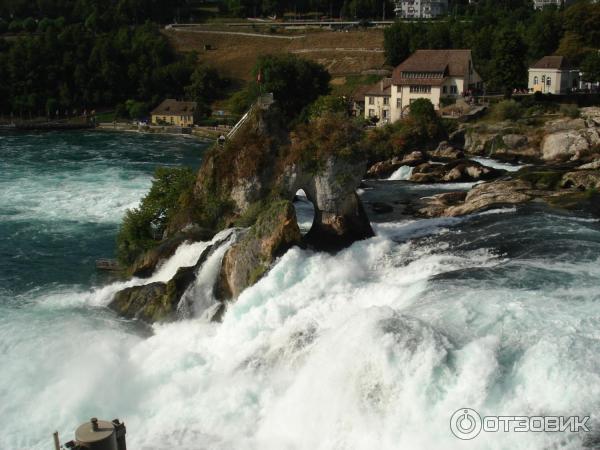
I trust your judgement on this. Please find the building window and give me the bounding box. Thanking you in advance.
[534,76,539,85]
[383,97,389,105]
[450,85,458,94]
[369,97,374,105]
[409,85,431,94]
[542,75,546,83]
[396,98,402,108]
[443,86,447,94]
[546,77,551,86]
[368,109,375,117]
[383,110,388,118]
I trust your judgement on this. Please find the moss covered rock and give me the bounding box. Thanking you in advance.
[216,200,301,300]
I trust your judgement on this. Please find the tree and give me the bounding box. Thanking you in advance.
[125,99,149,119]
[384,22,411,66]
[488,29,527,93]
[184,65,226,104]
[22,17,36,32]
[253,54,330,122]
[581,52,600,84]
[563,0,600,49]
[556,32,590,67]
[526,7,563,60]
[307,95,348,120]
[117,167,196,265]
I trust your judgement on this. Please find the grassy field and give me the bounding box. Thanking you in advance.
[165,27,386,81]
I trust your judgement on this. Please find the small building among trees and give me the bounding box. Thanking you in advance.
[528,56,579,94]
[151,99,197,126]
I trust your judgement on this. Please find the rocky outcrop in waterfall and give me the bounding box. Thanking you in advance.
[110,105,373,323]
[109,232,235,323]
[216,201,301,300]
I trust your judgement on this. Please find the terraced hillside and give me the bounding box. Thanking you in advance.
[164,26,386,80]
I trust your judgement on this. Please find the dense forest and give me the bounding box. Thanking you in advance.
[0,0,225,117]
[384,0,600,93]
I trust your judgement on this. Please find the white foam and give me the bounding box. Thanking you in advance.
[0,166,152,223]
[387,165,414,181]
[471,157,527,172]
[1,223,599,449]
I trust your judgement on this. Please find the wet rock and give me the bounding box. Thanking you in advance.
[130,227,214,278]
[216,201,301,300]
[581,107,600,128]
[502,134,528,149]
[544,117,586,132]
[578,159,600,170]
[443,179,535,216]
[428,141,464,161]
[410,159,505,183]
[400,151,426,166]
[561,170,600,190]
[110,233,235,323]
[365,151,425,179]
[417,191,467,218]
[284,156,374,250]
[541,130,597,162]
[366,160,400,179]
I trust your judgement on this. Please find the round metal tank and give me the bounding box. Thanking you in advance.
[75,418,117,450]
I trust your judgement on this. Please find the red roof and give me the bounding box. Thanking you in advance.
[392,49,473,85]
[530,56,573,70]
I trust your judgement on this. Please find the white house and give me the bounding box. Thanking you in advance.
[363,78,392,126]
[533,0,575,9]
[528,56,579,94]
[394,0,448,18]
[390,49,482,121]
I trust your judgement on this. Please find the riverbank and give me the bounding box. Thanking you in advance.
[95,122,222,141]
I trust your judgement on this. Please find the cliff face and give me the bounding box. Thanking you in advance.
[110,105,374,323]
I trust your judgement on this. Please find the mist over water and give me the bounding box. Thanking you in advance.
[1,132,600,450]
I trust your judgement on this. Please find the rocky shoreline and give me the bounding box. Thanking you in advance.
[364,107,600,220]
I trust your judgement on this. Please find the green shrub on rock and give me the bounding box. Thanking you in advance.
[117,167,196,266]
[560,103,580,118]
[492,100,524,121]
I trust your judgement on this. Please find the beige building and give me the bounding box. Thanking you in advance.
[151,99,197,126]
[528,56,579,95]
[364,78,392,126]
[390,49,482,121]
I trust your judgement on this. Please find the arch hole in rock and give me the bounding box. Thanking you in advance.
[293,189,315,236]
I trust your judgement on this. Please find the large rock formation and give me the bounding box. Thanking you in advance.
[216,201,301,300]
[109,232,235,323]
[561,170,600,190]
[282,157,373,249]
[110,106,374,323]
[541,128,600,162]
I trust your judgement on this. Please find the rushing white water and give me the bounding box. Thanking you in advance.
[2,207,600,450]
[388,165,414,181]
[0,165,152,223]
[471,157,527,173]
[294,190,315,234]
